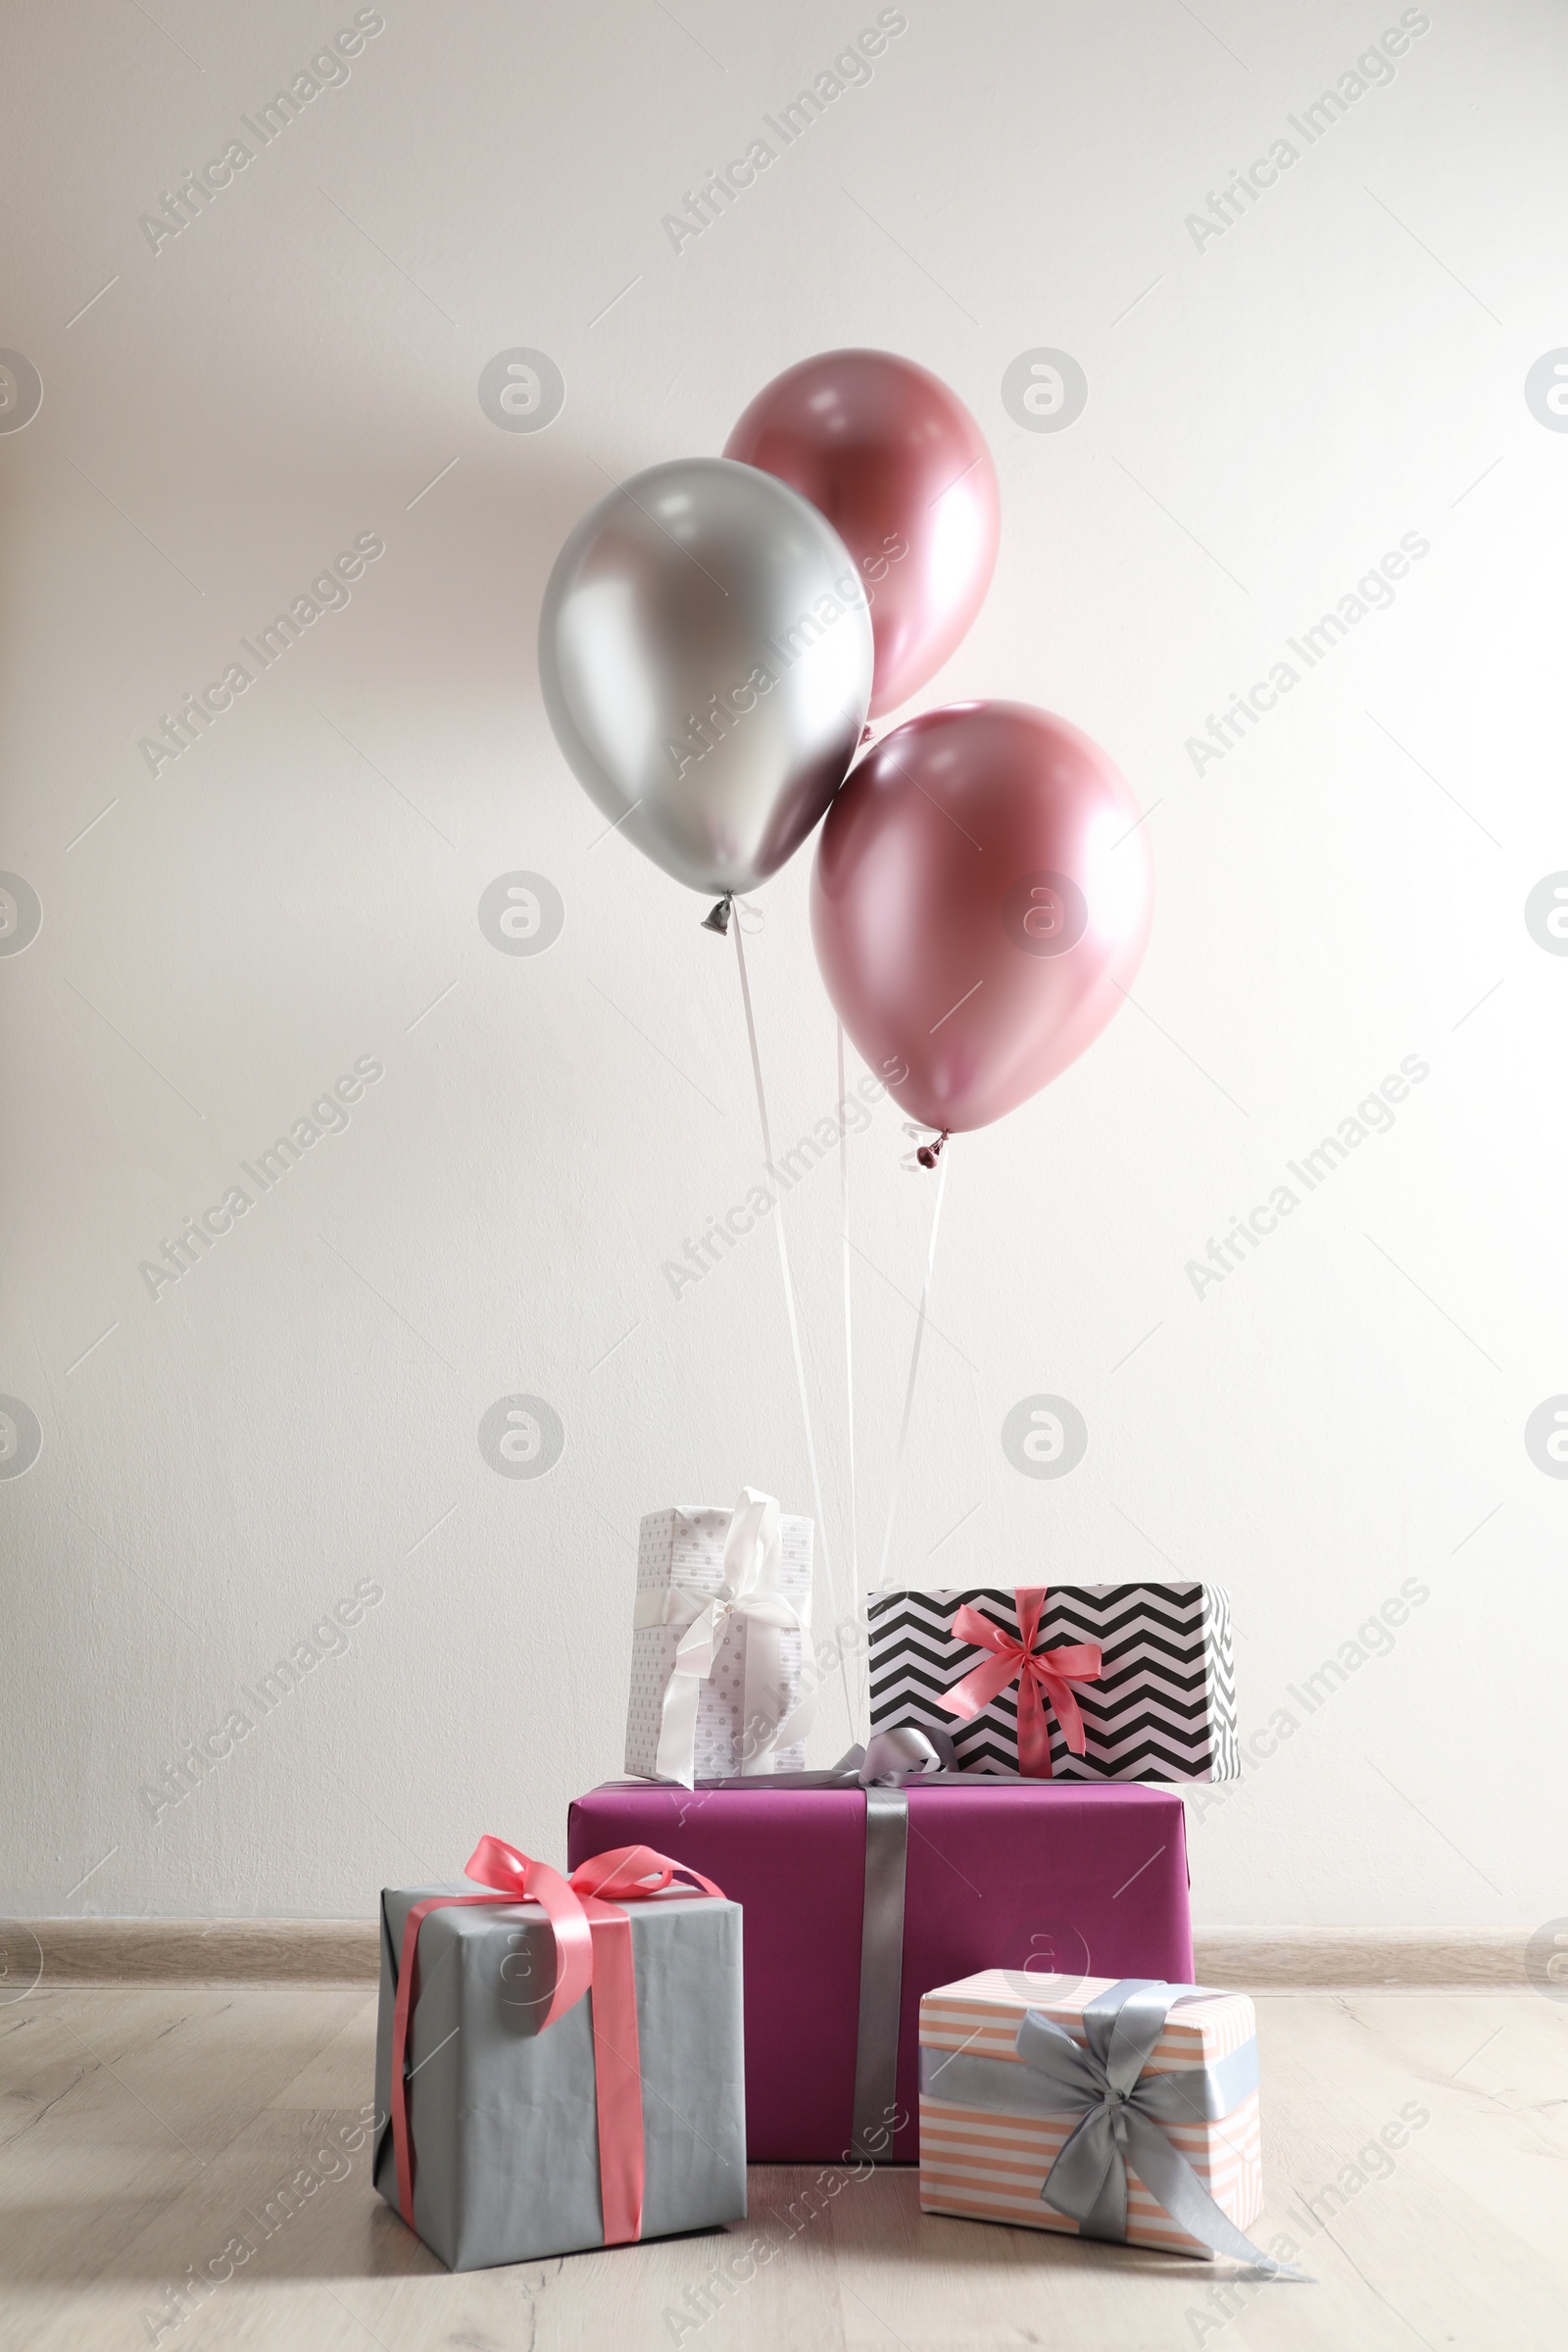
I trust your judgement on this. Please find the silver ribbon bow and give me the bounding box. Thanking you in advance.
[633,1489,814,1786]
[831,1726,956,1787]
[924,1978,1308,2278]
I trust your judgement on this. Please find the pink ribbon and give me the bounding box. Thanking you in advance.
[390,1835,723,2248]
[934,1587,1102,1778]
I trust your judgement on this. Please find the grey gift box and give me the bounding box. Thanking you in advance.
[373,1885,748,2269]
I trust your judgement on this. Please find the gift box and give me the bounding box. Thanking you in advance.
[372,1837,747,2269]
[568,1765,1193,2165]
[626,1488,815,1784]
[867,1583,1241,1781]
[919,1972,1293,2274]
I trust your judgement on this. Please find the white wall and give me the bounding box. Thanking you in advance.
[2,0,1563,1931]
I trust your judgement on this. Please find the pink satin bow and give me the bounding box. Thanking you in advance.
[390,1835,723,2248]
[934,1587,1102,1778]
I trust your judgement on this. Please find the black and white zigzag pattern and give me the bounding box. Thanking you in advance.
[866,1585,1241,1782]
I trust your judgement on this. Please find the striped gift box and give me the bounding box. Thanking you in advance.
[918,1972,1262,2256]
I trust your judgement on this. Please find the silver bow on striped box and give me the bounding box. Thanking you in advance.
[919,1971,1305,2274]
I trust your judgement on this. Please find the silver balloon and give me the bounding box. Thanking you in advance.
[539,458,874,896]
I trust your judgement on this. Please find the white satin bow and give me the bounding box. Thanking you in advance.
[632,1488,815,1786]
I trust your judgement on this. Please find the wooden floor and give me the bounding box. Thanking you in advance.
[1,1981,1563,2349]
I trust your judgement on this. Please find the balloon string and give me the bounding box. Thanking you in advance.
[875,1148,949,1591]
[836,1022,862,1718]
[732,918,858,1749]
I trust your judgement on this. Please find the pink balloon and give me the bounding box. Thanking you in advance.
[724,350,1000,719]
[810,704,1154,1137]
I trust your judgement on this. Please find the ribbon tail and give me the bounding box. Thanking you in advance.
[1040,2108,1125,2240]
[1122,2110,1310,2279]
[850,1787,908,2162]
[653,1603,721,1787]
[734,1592,811,1772]
[584,1902,645,2245]
[1040,1675,1087,1760]
[740,1607,788,1776]
[1015,1667,1054,1778]
[723,1488,779,1576]
[1038,1644,1102,1762]
[860,1725,955,1783]
[723,1489,803,1778]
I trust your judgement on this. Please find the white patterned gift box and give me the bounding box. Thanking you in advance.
[919,1973,1276,2264]
[625,1491,814,1785]
[866,1583,1241,1781]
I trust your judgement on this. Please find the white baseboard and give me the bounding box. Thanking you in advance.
[15,1918,1537,1988]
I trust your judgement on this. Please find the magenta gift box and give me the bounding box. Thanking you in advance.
[567,1779,1193,2165]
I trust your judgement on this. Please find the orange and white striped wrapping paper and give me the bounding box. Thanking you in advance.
[918,1972,1262,2257]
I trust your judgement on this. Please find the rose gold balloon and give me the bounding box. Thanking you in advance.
[724,350,1000,719]
[810,704,1153,1136]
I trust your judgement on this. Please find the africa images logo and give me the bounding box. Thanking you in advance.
[478,873,564,956]
[0,874,43,956]
[135,12,386,255]
[477,350,565,433]
[1524,873,1568,953]
[478,1396,564,1480]
[1003,871,1088,956]
[1002,1396,1088,1479]
[660,11,908,255]
[1524,1398,1568,1479]
[1524,351,1568,431]
[0,350,43,434]
[660,564,882,783]
[1182,12,1433,256]
[137,534,386,778]
[1184,1054,1429,1299]
[1001,351,1088,434]
[0,1398,44,1482]
[137,1055,385,1299]
[1185,533,1430,776]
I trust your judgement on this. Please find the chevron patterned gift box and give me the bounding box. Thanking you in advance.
[866,1584,1241,1781]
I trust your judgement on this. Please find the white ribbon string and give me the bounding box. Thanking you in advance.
[633,1488,816,1785]
[732,919,857,1748]
[837,1021,862,1718]
[875,1148,949,1590]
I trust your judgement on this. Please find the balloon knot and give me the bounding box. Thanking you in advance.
[701,894,734,936]
[915,1130,950,1169]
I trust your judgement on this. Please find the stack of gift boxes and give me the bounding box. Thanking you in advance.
[374,1491,1298,2283]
